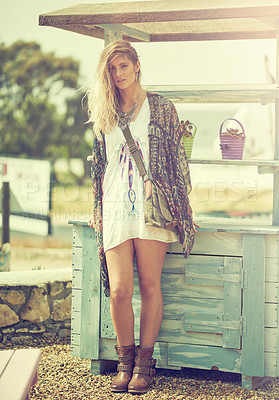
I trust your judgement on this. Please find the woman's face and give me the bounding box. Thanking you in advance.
[109,54,139,90]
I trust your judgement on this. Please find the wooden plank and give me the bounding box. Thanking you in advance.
[69,220,89,226]
[0,350,14,377]
[266,235,279,258]
[265,282,278,303]
[159,319,224,347]
[131,299,277,346]
[103,27,122,46]
[145,255,229,294]
[128,17,277,36]
[184,312,227,334]
[72,267,82,289]
[80,225,101,359]
[39,1,279,26]
[266,256,279,282]
[39,1,279,42]
[163,254,225,274]
[134,295,224,346]
[70,219,279,235]
[72,225,83,247]
[39,26,278,42]
[185,261,243,287]
[97,24,150,42]
[99,338,117,361]
[100,287,115,339]
[193,218,279,235]
[71,224,83,357]
[100,291,225,346]
[71,333,81,347]
[72,246,82,271]
[265,303,278,328]
[258,165,279,174]
[274,22,279,223]
[71,288,81,312]
[49,24,104,40]
[183,314,242,336]
[71,343,81,357]
[71,310,81,333]
[168,342,241,373]
[149,30,277,42]
[223,257,242,349]
[188,159,279,168]
[266,352,277,376]
[137,272,224,299]
[98,339,277,375]
[144,84,279,104]
[170,231,243,256]
[273,172,279,224]
[265,328,277,352]
[0,349,41,400]
[185,266,226,287]
[241,234,265,377]
[154,342,172,368]
[164,296,224,320]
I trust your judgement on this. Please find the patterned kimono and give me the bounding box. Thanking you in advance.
[91,91,195,296]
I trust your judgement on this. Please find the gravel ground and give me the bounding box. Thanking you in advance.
[1,338,279,400]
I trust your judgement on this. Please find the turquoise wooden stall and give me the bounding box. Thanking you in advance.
[39,0,279,390]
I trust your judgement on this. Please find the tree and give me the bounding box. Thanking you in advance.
[0,40,90,179]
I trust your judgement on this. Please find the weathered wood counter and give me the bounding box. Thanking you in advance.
[69,218,279,390]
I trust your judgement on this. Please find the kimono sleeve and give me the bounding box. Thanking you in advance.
[170,102,192,198]
[90,134,106,229]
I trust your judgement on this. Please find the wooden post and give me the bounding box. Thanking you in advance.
[104,27,122,47]
[241,234,265,378]
[273,19,279,225]
[80,225,101,360]
[2,182,10,244]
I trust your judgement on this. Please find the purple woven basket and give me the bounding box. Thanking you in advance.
[219,118,245,160]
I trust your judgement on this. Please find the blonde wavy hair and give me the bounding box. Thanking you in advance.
[87,40,141,136]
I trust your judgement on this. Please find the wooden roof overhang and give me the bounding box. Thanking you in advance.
[39,0,279,42]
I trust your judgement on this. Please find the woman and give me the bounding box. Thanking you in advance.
[88,40,195,394]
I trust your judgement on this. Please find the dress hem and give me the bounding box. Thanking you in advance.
[104,235,178,253]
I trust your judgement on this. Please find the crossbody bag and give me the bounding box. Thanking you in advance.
[119,123,178,232]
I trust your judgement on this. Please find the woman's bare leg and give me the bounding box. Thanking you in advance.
[106,239,135,346]
[134,239,168,348]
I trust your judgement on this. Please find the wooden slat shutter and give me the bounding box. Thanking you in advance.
[184,256,243,349]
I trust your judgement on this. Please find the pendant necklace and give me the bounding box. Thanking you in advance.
[117,91,141,130]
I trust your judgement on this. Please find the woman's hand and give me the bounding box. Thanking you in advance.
[144,179,153,200]
[88,219,95,229]
[193,220,199,233]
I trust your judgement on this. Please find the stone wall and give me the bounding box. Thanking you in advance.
[0,269,72,344]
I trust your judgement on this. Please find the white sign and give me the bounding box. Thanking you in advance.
[0,157,51,236]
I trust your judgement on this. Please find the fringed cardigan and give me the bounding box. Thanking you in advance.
[91,91,195,296]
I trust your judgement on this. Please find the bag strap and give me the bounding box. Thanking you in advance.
[120,124,150,183]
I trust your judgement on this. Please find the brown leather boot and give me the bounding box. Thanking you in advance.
[128,345,156,394]
[111,344,135,392]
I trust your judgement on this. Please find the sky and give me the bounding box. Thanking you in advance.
[1,0,277,192]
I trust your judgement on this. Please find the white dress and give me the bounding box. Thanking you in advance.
[102,98,178,252]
